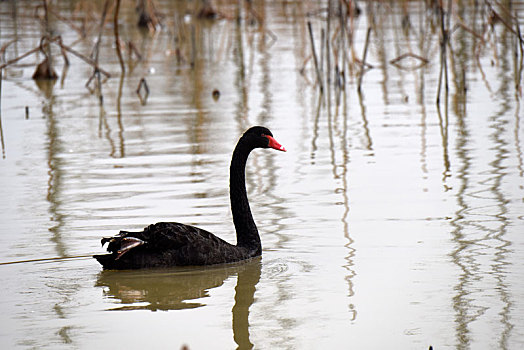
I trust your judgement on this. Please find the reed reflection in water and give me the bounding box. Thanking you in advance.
[449,73,518,349]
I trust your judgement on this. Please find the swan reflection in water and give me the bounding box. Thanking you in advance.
[96,258,261,348]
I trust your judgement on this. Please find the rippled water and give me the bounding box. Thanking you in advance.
[1,1,524,349]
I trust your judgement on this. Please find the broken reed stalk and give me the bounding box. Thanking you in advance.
[0,46,40,70]
[357,27,371,93]
[191,24,196,68]
[320,28,325,89]
[487,3,522,42]
[57,40,110,77]
[57,37,70,66]
[127,41,143,61]
[40,0,56,76]
[326,0,332,86]
[87,0,110,104]
[516,14,523,96]
[307,21,323,93]
[445,0,451,91]
[0,36,109,77]
[42,0,50,30]
[114,0,125,74]
[148,0,161,30]
[333,0,345,104]
[338,2,355,79]
[91,0,110,62]
[0,40,16,61]
[517,14,524,58]
[436,46,444,102]
[456,20,485,43]
[436,1,449,105]
[96,70,103,105]
[0,68,5,159]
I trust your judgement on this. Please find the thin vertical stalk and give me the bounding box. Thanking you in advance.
[358,27,371,93]
[114,0,125,74]
[320,28,325,90]
[191,24,196,68]
[436,1,449,105]
[92,0,109,62]
[326,0,332,86]
[0,68,5,158]
[515,13,523,97]
[307,21,323,93]
[91,0,109,105]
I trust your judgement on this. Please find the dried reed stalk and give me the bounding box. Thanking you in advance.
[357,27,371,93]
[307,21,323,92]
[114,0,125,74]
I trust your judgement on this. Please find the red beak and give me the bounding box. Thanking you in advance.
[265,135,286,152]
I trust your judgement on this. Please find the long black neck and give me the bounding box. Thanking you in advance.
[230,137,261,253]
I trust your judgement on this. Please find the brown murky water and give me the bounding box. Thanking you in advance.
[1,1,524,349]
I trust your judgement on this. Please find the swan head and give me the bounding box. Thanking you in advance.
[244,126,286,152]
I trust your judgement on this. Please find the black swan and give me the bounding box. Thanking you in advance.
[94,126,286,269]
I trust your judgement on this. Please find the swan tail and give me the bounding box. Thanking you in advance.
[94,235,146,269]
[93,253,115,269]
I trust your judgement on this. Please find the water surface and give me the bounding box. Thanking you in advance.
[1,1,524,349]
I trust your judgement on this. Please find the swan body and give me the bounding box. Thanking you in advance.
[94,126,285,269]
